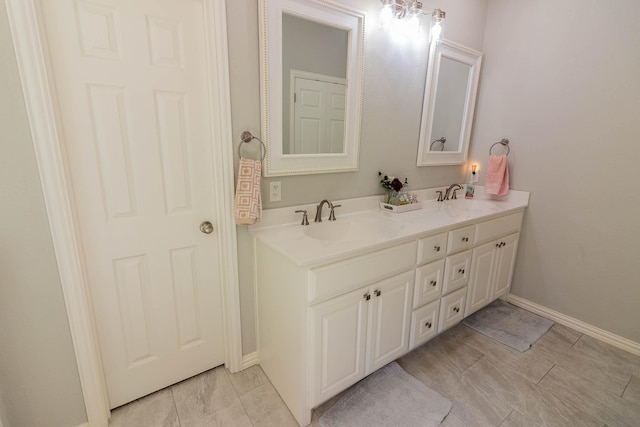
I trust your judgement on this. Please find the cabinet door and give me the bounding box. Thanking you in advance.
[366,271,414,374]
[310,288,369,406]
[438,287,467,333]
[465,241,498,317]
[443,250,472,294]
[492,233,519,298]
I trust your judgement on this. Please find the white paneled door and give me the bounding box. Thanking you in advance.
[39,0,225,408]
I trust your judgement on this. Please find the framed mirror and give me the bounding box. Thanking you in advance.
[259,0,365,176]
[417,39,482,166]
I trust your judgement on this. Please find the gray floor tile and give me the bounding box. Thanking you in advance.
[449,324,554,383]
[538,365,640,427]
[239,382,298,427]
[498,409,542,427]
[171,366,243,425]
[227,364,269,396]
[623,375,640,403]
[572,334,640,377]
[109,388,179,427]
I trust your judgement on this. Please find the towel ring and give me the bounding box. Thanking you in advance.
[489,138,510,156]
[238,131,266,162]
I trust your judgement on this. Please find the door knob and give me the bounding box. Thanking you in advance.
[200,221,214,234]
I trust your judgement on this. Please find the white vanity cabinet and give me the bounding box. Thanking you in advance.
[310,270,413,406]
[252,202,526,427]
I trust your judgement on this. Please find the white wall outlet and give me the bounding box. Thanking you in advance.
[269,181,282,202]
[472,172,479,183]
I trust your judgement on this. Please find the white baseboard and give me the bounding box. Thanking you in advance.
[242,352,259,370]
[506,294,640,357]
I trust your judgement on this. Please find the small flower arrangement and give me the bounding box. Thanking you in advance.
[378,172,418,206]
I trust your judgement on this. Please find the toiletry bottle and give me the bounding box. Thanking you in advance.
[465,169,475,199]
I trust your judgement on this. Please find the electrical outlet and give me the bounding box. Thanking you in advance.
[472,172,478,183]
[270,181,282,202]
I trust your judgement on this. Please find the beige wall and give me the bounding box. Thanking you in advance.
[0,3,87,426]
[226,0,489,355]
[470,0,640,342]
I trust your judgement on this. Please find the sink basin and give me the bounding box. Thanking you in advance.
[304,221,378,242]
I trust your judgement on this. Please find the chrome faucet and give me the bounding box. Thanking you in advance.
[443,184,463,200]
[314,199,333,222]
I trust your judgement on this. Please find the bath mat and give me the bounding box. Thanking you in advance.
[318,361,451,427]
[462,299,554,352]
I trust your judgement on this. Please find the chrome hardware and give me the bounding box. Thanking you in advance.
[374,289,382,297]
[453,307,460,313]
[458,268,465,274]
[424,321,432,328]
[436,191,444,202]
[199,221,214,234]
[329,204,341,221]
[364,293,371,301]
[429,280,437,287]
[434,245,441,252]
[444,184,463,200]
[294,210,309,226]
[314,199,333,222]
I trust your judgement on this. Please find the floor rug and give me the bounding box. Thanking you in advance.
[462,299,554,352]
[317,361,452,427]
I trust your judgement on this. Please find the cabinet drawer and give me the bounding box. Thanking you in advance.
[409,300,440,350]
[474,211,523,244]
[309,241,417,303]
[442,250,472,295]
[413,259,444,308]
[447,225,475,254]
[416,232,447,265]
[438,287,467,333]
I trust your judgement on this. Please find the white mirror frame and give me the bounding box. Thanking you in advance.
[259,0,365,176]
[417,39,482,166]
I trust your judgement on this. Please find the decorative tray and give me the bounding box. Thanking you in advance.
[379,202,422,213]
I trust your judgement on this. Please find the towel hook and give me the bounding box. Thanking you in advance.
[238,131,266,162]
[489,138,510,156]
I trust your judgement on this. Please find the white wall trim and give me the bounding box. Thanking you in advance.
[242,352,260,370]
[5,1,111,425]
[6,1,243,426]
[507,294,640,357]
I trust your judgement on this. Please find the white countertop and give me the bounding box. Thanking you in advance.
[249,186,530,267]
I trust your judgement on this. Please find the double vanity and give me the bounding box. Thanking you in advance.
[250,186,529,426]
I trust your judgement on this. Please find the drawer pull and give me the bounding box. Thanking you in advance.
[374,289,382,297]
[458,268,465,274]
[364,293,371,301]
[461,237,469,242]
[424,321,432,329]
[496,243,500,248]
[429,280,437,287]
[453,306,460,313]
[433,245,441,252]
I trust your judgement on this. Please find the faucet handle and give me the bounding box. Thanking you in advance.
[294,210,309,226]
[451,189,459,200]
[436,191,444,202]
[328,204,341,221]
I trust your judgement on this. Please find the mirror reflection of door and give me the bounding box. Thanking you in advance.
[292,72,346,154]
[430,57,471,152]
[282,13,348,155]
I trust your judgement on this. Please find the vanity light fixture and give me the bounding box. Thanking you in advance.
[378,1,445,42]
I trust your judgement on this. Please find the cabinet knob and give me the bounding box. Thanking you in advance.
[364,293,371,301]
[501,242,506,247]
[462,237,469,242]
[458,268,465,274]
[374,289,381,297]
[429,280,437,287]
[433,245,441,252]
[496,243,500,248]
[424,321,432,328]
[453,307,460,313]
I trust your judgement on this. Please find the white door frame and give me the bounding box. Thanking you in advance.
[5,1,243,426]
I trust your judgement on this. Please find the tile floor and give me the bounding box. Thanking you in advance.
[109,322,640,427]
